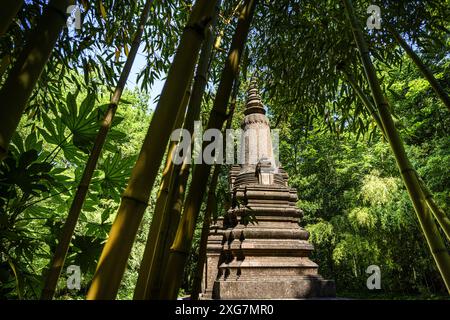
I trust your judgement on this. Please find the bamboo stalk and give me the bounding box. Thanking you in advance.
[148,144,194,298]
[190,80,238,300]
[40,0,155,300]
[133,86,192,300]
[134,1,221,299]
[86,0,217,300]
[158,0,258,300]
[0,0,23,36]
[139,1,227,300]
[386,22,450,112]
[0,0,74,160]
[343,0,450,293]
[418,177,450,241]
[340,69,385,135]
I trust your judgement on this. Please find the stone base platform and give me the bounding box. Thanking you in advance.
[212,275,336,299]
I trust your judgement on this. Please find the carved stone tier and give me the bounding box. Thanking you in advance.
[200,219,225,299]
[213,179,335,298]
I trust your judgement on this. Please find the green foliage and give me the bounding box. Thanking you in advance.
[280,55,450,296]
[0,84,152,299]
[0,132,70,299]
[1,0,449,300]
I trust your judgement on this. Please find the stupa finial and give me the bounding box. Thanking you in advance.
[245,77,265,115]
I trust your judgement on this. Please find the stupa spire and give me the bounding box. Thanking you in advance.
[244,77,265,115]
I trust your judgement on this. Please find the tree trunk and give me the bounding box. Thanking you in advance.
[0,0,74,160]
[134,0,221,299]
[386,22,450,112]
[0,0,23,36]
[343,0,450,293]
[190,80,238,300]
[158,0,258,300]
[40,0,154,300]
[86,0,217,300]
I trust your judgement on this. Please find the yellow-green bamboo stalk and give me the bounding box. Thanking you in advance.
[133,86,192,300]
[418,177,450,241]
[158,0,258,300]
[340,69,385,135]
[386,22,450,112]
[190,80,238,300]
[40,0,154,300]
[86,0,217,300]
[343,0,450,293]
[134,2,221,299]
[214,0,245,51]
[0,0,23,36]
[0,0,74,160]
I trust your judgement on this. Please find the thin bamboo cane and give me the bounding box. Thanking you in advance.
[340,69,384,135]
[343,0,450,293]
[418,177,450,241]
[0,0,74,160]
[190,165,220,300]
[86,0,217,300]
[158,0,258,300]
[386,22,450,112]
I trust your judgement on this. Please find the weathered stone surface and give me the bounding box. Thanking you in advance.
[202,79,335,300]
[200,219,224,299]
[213,276,336,300]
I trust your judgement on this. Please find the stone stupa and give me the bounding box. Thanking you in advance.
[201,79,336,299]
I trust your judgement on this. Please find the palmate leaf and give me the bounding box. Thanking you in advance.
[97,153,134,200]
[9,132,44,162]
[70,235,104,274]
[0,149,53,197]
[38,113,84,164]
[59,92,101,154]
[1,133,73,212]
[23,204,55,220]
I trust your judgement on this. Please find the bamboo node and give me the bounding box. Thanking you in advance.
[122,194,149,207]
[185,16,213,40]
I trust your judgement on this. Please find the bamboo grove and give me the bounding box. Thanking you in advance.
[0,0,449,299]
